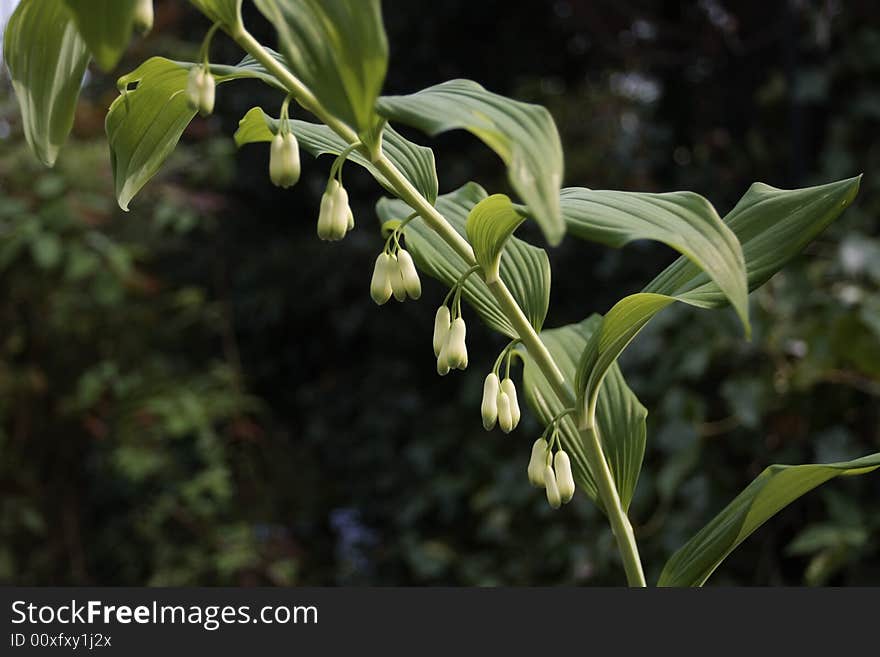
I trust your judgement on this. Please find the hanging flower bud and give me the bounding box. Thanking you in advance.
[444,317,468,370]
[554,450,576,503]
[544,465,562,509]
[500,378,520,430]
[389,254,407,302]
[317,180,349,241]
[396,249,421,300]
[186,66,215,116]
[269,131,301,189]
[497,391,514,433]
[527,438,549,487]
[317,180,338,239]
[329,183,351,239]
[370,253,393,305]
[433,306,451,357]
[134,0,154,34]
[481,373,500,430]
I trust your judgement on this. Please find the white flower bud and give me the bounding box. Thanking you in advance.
[544,465,562,509]
[317,181,349,241]
[527,438,549,487]
[329,183,351,240]
[396,249,421,300]
[444,317,467,370]
[433,306,451,357]
[317,180,338,238]
[481,373,500,430]
[134,0,154,34]
[389,254,407,302]
[500,378,520,430]
[437,338,451,376]
[554,450,576,503]
[269,132,301,189]
[370,253,393,305]
[497,391,514,433]
[187,67,215,116]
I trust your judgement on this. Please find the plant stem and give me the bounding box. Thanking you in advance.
[232,25,646,586]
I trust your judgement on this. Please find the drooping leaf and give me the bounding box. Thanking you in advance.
[106,57,277,210]
[376,184,550,336]
[235,107,437,203]
[188,0,242,29]
[63,0,138,71]
[378,80,565,246]
[252,0,388,138]
[466,194,525,283]
[3,0,90,166]
[519,317,648,511]
[659,452,880,586]
[560,188,749,332]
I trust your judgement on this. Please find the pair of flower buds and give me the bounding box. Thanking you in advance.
[371,250,421,304]
[433,307,467,375]
[481,373,521,433]
[186,65,215,117]
[528,439,576,509]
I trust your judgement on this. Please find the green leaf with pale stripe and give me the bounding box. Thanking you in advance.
[3,0,90,166]
[465,194,525,283]
[659,452,880,586]
[378,80,565,246]
[235,107,437,203]
[519,317,647,511]
[376,184,550,336]
[560,188,749,333]
[188,0,242,29]
[63,0,137,71]
[253,0,388,138]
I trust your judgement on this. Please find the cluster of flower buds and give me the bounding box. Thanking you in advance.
[134,0,154,34]
[527,434,576,509]
[371,247,421,304]
[269,129,301,189]
[186,65,215,117]
[317,179,354,241]
[433,306,468,375]
[480,372,521,433]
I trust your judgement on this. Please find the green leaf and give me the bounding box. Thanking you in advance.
[235,107,437,203]
[645,177,862,306]
[376,183,550,336]
[519,317,647,510]
[3,0,90,166]
[658,452,880,586]
[560,188,749,333]
[106,58,285,210]
[252,0,388,137]
[63,0,137,71]
[188,0,242,29]
[378,80,565,246]
[465,194,525,283]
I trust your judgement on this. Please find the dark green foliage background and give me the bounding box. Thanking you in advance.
[1,0,878,585]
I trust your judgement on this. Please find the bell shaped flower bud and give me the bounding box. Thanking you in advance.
[554,450,576,503]
[544,465,562,509]
[444,317,468,370]
[370,253,393,305]
[481,373,500,430]
[389,254,407,302]
[527,438,549,487]
[500,378,520,430]
[433,306,451,357]
[186,66,215,116]
[269,131,301,189]
[317,180,350,241]
[497,391,514,433]
[396,249,421,300]
[134,0,154,34]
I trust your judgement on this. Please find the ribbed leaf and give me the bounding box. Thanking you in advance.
[188,0,242,28]
[63,0,137,71]
[377,80,565,246]
[107,57,274,210]
[375,183,550,336]
[465,194,525,283]
[252,0,388,139]
[519,317,647,510]
[659,452,880,586]
[560,188,748,333]
[235,107,437,203]
[3,0,90,166]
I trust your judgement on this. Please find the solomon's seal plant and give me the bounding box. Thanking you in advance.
[4,0,877,586]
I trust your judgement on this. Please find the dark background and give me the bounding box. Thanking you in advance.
[1,0,879,586]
